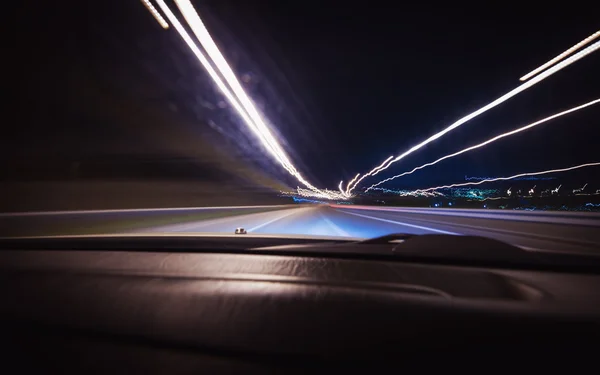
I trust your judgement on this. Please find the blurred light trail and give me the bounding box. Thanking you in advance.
[368,187,443,197]
[172,0,313,189]
[347,41,600,193]
[338,180,345,195]
[365,99,600,191]
[520,31,600,81]
[293,188,347,200]
[466,176,556,181]
[407,162,600,194]
[529,185,536,195]
[345,155,393,194]
[552,185,561,194]
[155,1,341,199]
[140,0,169,29]
[573,183,588,193]
[344,173,361,196]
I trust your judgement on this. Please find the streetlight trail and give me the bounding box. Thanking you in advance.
[347,40,600,193]
[520,30,600,81]
[152,0,339,199]
[140,0,169,29]
[365,98,600,191]
[407,162,600,194]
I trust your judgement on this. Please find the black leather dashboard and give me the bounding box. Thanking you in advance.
[2,247,600,371]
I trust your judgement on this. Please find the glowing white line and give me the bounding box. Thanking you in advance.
[344,173,361,196]
[348,40,600,193]
[346,155,393,193]
[172,1,284,164]
[156,0,338,199]
[365,99,600,191]
[551,185,561,194]
[520,30,600,81]
[140,0,169,29]
[573,183,588,193]
[338,180,345,195]
[288,187,347,200]
[409,162,600,194]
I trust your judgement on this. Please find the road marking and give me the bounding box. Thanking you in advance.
[320,213,350,237]
[331,205,600,226]
[339,211,458,235]
[248,208,304,232]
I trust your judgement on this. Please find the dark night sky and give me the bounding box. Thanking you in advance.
[5,1,600,191]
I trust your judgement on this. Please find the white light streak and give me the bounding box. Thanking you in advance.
[140,0,169,29]
[407,162,600,194]
[365,99,600,191]
[155,0,341,199]
[520,31,600,81]
[346,155,393,193]
[294,188,348,200]
[369,187,444,198]
[344,173,361,196]
[551,185,561,194]
[529,185,536,195]
[573,183,588,193]
[348,40,600,193]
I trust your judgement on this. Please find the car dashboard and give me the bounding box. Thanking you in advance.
[2,235,600,372]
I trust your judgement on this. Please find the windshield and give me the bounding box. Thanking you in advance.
[3,2,600,255]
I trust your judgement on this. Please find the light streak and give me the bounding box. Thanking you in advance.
[344,173,361,196]
[520,30,600,81]
[368,187,444,197]
[370,155,396,175]
[407,162,600,194]
[573,183,588,193]
[466,176,556,181]
[293,188,348,200]
[140,0,169,29]
[348,41,600,193]
[552,185,562,194]
[155,1,341,199]
[345,155,393,194]
[529,185,536,195]
[365,99,599,191]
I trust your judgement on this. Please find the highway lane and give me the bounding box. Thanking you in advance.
[142,204,600,254]
[4,204,599,254]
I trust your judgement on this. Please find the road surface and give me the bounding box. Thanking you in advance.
[3,204,600,254]
[140,204,600,254]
